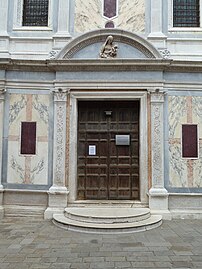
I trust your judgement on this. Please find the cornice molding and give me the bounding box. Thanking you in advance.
[2,58,202,73]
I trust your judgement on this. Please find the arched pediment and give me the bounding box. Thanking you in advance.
[56,29,162,60]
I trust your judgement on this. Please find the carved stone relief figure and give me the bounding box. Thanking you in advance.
[100,35,118,58]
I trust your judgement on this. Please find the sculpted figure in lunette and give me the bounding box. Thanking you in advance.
[100,35,118,58]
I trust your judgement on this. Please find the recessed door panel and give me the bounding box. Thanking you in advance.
[77,101,140,200]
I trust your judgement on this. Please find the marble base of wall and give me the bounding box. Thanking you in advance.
[4,205,46,218]
[149,187,171,220]
[169,193,202,219]
[44,186,69,220]
[3,189,48,218]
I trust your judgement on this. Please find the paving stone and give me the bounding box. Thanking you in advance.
[50,263,71,269]
[171,261,193,268]
[1,217,202,269]
[0,263,9,269]
[70,263,90,269]
[114,261,132,267]
[105,256,126,262]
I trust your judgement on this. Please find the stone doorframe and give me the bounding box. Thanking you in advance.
[68,90,148,205]
[44,88,170,219]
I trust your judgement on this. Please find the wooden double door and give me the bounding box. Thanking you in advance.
[77,101,140,200]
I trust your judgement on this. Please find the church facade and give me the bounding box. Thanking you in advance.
[0,0,202,220]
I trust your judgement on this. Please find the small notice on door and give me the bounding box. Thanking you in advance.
[89,145,96,156]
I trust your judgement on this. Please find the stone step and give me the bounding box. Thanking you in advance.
[65,207,151,224]
[53,213,162,234]
[53,207,162,234]
[68,201,148,208]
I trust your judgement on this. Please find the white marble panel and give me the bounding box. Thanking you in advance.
[168,95,202,188]
[75,0,103,33]
[118,0,145,32]
[30,143,48,185]
[192,96,202,137]
[8,141,25,184]
[169,144,188,187]
[193,145,202,187]
[7,94,49,186]
[168,96,187,139]
[74,0,145,33]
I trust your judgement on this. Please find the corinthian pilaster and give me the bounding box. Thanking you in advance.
[148,89,170,219]
[44,88,69,219]
[0,89,6,218]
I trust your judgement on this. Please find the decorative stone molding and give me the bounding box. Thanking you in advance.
[49,50,60,59]
[52,88,69,186]
[44,88,69,219]
[159,49,171,59]
[0,88,5,219]
[57,29,162,59]
[150,90,165,188]
[149,89,170,218]
[0,89,6,101]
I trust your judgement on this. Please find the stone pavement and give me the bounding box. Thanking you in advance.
[0,217,202,269]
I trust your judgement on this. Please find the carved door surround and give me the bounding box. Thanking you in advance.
[68,90,148,205]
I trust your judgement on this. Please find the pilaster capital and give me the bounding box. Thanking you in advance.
[0,89,6,101]
[148,88,166,103]
[52,88,70,102]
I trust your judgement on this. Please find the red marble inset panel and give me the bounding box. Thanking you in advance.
[182,124,198,158]
[104,0,117,18]
[105,21,115,28]
[21,122,37,155]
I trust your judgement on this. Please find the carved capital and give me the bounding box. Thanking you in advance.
[52,88,70,102]
[148,88,166,103]
[49,50,60,59]
[0,89,6,101]
[159,49,171,59]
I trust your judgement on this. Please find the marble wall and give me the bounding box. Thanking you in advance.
[7,94,50,185]
[168,95,202,188]
[75,0,145,33]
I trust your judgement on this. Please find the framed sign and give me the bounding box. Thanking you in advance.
[89,145,96,156]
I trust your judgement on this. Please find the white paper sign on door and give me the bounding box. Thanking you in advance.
[89,145,96,156]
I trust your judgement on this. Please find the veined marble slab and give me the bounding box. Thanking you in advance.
[75,0,145,33]
[7,94,49,185]
[168,95,202,188]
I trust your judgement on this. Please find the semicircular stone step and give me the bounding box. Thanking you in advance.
[65,207,151,224]
[53,213,162,234]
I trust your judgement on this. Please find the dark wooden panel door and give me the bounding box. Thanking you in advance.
[77,101,139,200]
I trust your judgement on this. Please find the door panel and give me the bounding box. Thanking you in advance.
[77,101,140,200]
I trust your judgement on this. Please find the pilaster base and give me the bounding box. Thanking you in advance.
[149,188,171,220]
[44,186,69,220]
